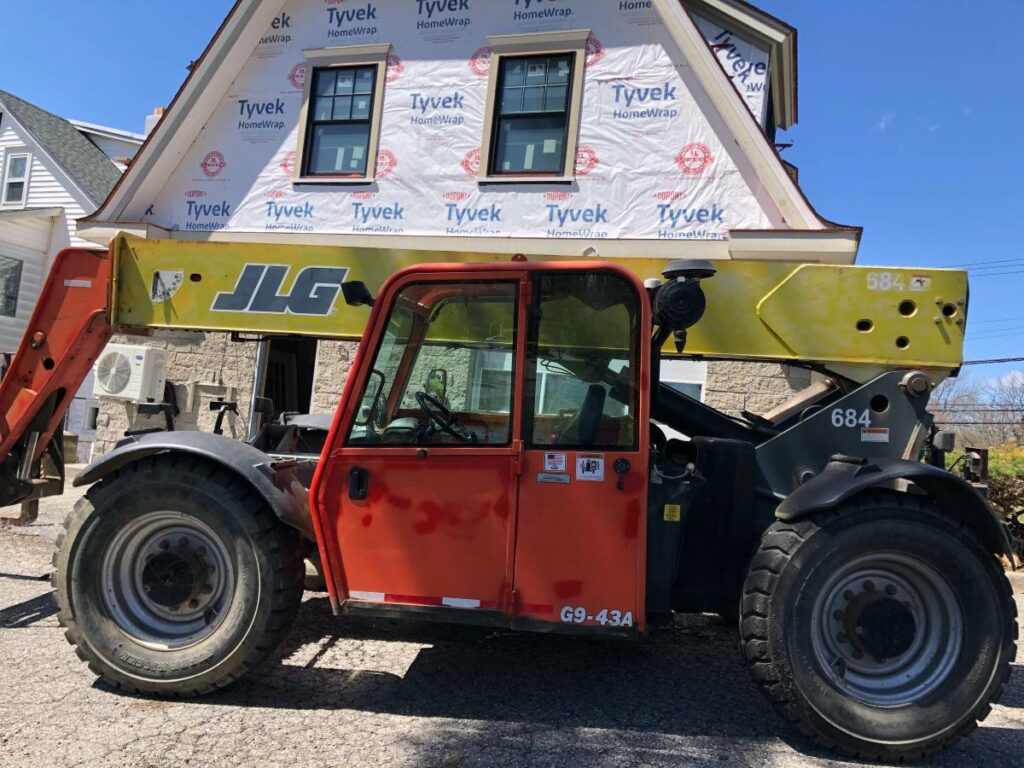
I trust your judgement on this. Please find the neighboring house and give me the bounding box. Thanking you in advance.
[0,90,143,460]
[76,0,860,453]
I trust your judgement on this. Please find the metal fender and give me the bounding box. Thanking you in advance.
[775,457,1012,557]
[74,431,314,540]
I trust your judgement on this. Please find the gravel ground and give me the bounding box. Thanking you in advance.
[1,476,1022,767]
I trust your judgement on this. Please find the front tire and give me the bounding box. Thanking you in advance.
[54,456,304,696]
[741,492,1017,760]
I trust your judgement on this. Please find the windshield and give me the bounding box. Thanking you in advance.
[347,281,518,446]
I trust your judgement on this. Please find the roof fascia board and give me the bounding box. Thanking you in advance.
[687,0,791,47]
[69,121,146,144]
[94,0,287,222]
[76,221,171,245]
[0,99,97,210]
[683,0,797,128]
[0,207,63,223]
[653,0,818,229]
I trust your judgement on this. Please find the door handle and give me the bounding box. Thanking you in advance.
[349,466,369,501]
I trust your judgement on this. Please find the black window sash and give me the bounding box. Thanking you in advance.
[488,54,575,177]
[303,65,378,178]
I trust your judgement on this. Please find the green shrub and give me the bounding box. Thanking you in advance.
[946,446,1024,480]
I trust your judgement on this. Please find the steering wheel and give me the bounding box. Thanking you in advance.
[414,392,477,443]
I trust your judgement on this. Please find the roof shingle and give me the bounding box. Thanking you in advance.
[0,90,123,207]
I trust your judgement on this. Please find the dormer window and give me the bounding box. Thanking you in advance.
[1,151,30,208]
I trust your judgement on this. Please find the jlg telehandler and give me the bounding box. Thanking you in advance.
[0,236,1015,761]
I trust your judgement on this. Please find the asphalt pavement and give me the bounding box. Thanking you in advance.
[1,475,1022,767]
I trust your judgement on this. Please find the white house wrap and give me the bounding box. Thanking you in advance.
[140,0,782,241]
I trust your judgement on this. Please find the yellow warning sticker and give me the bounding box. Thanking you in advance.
[664,505,682,522]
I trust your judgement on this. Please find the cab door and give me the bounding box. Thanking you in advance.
[314,273,527,616]
[512,270,650,634]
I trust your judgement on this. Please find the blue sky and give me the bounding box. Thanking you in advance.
[1,1,1020,380]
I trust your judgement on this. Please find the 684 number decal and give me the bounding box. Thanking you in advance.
[560,606,634,628]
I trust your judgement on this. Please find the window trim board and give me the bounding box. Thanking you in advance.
[479,30,590,184]
[294,44,391,185]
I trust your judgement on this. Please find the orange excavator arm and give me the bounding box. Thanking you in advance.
[0,248,112,510]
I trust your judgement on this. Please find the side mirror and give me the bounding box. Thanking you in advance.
[342,281,375,308]
[356,370,386,427]
[425,369,448,401]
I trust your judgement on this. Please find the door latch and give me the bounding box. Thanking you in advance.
[348,466,369,501]
[614,458,631,491]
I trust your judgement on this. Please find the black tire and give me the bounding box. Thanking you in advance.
[53,455,304,697]
[741,491,1017,761]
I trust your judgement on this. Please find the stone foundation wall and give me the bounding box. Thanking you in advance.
[310,340,359,414]
[703,362,812,417]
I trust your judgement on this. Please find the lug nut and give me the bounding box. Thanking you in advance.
[168,604,179,612]
[159,541,170,550]
[179,537,189,548]
[833,610,844,621]
[188,599,200,609]
[196,547,207,558]
[885,585,897,596]
[201,584,213,595]
[864,580,875,592]
[843,590,855,601]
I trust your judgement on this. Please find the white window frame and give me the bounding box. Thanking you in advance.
[1,150,31,209]
[479,29,591,184]
[660,360,708,403]
[294,43,392,185]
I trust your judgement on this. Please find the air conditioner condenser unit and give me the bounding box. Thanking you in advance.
[93,345,168,403]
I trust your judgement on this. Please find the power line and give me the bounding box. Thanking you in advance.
[933,402,1024,407]
[933,407,1024,412]
[962,358,1024,366]
[969,325,1024,333]
[968,331,1024,340]
[945,257,1024,268]
[936,421,1023,426]
[973,315,1024,325]
[968,269,1024,278]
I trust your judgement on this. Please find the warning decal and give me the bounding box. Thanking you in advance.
[577,454,606,482]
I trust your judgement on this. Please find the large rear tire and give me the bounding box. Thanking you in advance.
[54,455,304,696]
[741,491,1017,761]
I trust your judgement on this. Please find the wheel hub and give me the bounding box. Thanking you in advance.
[850,596,917,662]
[101,513,234,650]
[810,553,963,707]
[140,545,211,611]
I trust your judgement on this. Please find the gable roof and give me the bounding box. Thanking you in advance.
[86,0,857,258]
[0,90,123,207]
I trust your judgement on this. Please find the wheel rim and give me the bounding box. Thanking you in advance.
[100,512,235,651]
[809,552,963,707]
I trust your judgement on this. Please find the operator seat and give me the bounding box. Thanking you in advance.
[576,384,607,446]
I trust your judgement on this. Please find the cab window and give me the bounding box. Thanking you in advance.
[346,281,517,446]
[525,272,639,449]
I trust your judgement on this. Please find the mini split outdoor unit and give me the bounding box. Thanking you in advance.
[93,345,168,403]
